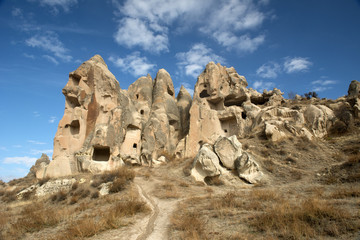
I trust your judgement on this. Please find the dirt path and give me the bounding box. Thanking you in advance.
[135,183,159,240]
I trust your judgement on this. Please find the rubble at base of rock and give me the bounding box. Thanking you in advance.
[32,54,359,185]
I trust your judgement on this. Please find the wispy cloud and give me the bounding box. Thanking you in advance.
[256,62,281,78]
[33,111,40,117]
[31,0,78,14]
[43,55,59,65]
[253,80,275,92]
[12,8,23,17]
[284,57,312,73]
[3,156,37,167]
[12,145,22,148]
[109,52,156,76]
[28,140,46,145]
[26,31,72,62]
[49,116,57,123]
[176,43,225,78]
[23,53,35,59]
[311,79,337,92]
[30,149,53,155]
[113,0,268,53]
[0,146,7,151]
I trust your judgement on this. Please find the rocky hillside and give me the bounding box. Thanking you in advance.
[30,55,359,185]
[0,55,359,240]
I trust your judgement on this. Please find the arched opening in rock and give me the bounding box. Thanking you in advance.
[140,109,144,115]
[92,146,110,161]
[241,112,247,120]
[136,94,139,99]
[70,120,80,135]
[66,96,81,108]
[133,143,137,149]
[199,90,210,98]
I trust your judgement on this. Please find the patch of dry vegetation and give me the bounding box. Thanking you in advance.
[0,166,150,240]
[153,182,180,199]
[170,186,360,240]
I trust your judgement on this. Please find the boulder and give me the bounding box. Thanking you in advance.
[235,152,263,184]
[190,144,223,182]
[265,122,286,142]
[214,136,242,169]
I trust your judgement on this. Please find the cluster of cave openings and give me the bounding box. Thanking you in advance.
[92,146,110,161]
[70,120,80,135]
[66,96,81,108]
[220,117,238,137]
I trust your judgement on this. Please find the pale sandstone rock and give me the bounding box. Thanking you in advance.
[265,122,286,142]
[28,154,50,179]
[35,179,76,197]
[190,144,222,182]
[235,152,263,184]
[214,136,242,169]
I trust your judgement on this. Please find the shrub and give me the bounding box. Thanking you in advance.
[171,211,207,240]
[92,167,135,191]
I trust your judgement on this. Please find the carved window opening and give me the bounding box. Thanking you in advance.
[199,90,210,98]
[140,109,144,115]
[70,120,80,135]
[136,94,139,99]
[92,146,110,161]
[67,96,80,108]
[133,143,137,149]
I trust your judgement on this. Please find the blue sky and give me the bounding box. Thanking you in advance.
[0,0,359,181]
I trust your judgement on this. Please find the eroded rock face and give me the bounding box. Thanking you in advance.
[39,55,358,182]
[44,56,190,178]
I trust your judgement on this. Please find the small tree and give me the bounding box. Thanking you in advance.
[304,91,318,99]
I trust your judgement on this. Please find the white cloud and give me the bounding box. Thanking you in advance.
[311,79,336,92]
[284,57,312,73]
[23,53,35,59]
[109,52,156,76]
[49,116,57,123]
[253,80,275,92]
[176,43,225,78]
[26,31,72,62]
[33,111,40,117]
[256,62,281,78]
[30,149,53,155]
[114,18,169,53]
[0,146,7,151]
[32,0,78,13]
[12,145,22,148]
[28,140,46,145]
[3,156,37,167]
[43,55,59,65]
[113,0,267,53]
[12,8,23,17]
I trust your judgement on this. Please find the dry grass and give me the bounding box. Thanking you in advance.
[91,166,135,188]
[63,196,149,239]
[250,197,359,239]
[171,211,207,240]
[153,182,180,199]
[328,185,360,199]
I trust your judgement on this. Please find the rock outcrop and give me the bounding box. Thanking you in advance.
[37,55,358,185]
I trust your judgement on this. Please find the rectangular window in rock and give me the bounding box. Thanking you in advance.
[92,146,110,161]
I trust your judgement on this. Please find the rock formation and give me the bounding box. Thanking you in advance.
[38,55,359,185]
